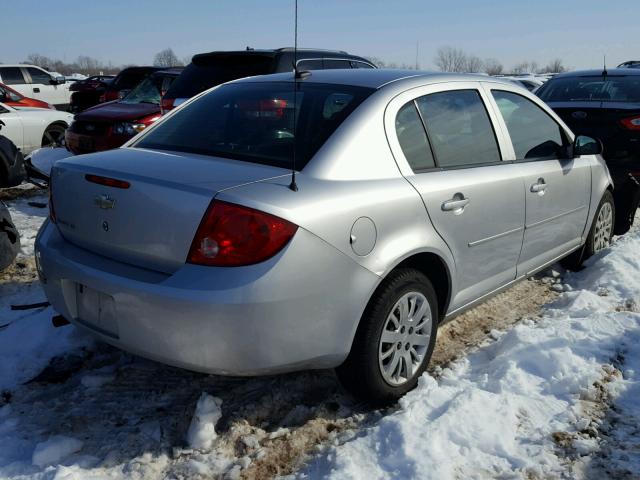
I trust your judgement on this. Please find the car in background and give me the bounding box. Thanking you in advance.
[39,70,613,403]
[618,61,640,69]
[537,68,640,234]
[0,83,54,109]
[69,75,115,112]
[100,67,162,104]
[499,76,544,92]
[161,48,375,112]
[0,65,70,110]
[0,101,73,155]
[66,68,182,155]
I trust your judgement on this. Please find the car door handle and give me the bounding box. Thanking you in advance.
[33,88,40,93]
[530,178,547,193]
[442,195,470,212]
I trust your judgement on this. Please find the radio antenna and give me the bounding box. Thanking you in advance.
[288,0,300,192]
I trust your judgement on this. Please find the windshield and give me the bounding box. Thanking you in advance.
[537,75,640,103]
[120,75,165,105]
[135,82,374,170]
[0,85,21,102]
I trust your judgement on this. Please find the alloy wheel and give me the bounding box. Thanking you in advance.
[378,291,432,386]
[593,201,613,252]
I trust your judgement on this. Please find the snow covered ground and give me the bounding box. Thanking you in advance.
[0,194,639,479]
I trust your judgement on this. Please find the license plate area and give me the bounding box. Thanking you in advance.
[78,135,94,150]
[75,283,119,338]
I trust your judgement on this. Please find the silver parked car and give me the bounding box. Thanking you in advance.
[36,70,614,403]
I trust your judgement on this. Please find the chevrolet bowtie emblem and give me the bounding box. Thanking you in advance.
[94,194,116,210]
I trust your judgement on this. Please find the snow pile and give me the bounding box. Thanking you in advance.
[186,393,224,450]
[297,233,640,479]
[0,197,91,392]
[32,435,84,468]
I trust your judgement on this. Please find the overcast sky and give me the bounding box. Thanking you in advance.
[1,0,637,71]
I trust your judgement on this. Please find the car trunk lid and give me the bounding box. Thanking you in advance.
[51,147,288,273]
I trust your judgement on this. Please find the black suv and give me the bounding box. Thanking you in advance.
[161,48,375,113]
[537,69,640,234]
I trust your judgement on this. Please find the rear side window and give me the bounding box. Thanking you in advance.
[395,102,435,171]
[26,67,51,85]
[351,61,374,69]
[323,59,352,69]
[0,67,26,85]
[166,55,275,99]
[416,90,501,168]
[296,59,323,71]
[136,82,374,170]
[492,90,566,160]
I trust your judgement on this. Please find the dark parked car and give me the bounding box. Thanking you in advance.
[69,75,115,112]
[66,68,182,155]
[161,48,375,113]
[618,61,640,69]
[100,66,162,104]
[537,69,640,233]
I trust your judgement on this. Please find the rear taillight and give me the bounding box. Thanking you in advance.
[160,98,174,115]
[187,201,298,267]
[620,116,640,130]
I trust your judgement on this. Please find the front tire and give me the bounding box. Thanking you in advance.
[336,268,438,405]
[562,190,615,270]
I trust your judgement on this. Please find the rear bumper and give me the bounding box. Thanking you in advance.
[35,220,378,375]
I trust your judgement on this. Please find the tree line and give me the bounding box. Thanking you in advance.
[3,46,567,77]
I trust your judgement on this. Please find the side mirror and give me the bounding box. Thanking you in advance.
[50,75,66,85]
[574,135,603,157]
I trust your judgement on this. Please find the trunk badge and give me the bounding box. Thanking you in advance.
[572,111,588,119]
[94,194,116,210]
[102,221,109,232]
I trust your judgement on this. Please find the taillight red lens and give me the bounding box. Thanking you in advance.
[187,201,298,267]
[160,98,174,115]
[620,116,640,130]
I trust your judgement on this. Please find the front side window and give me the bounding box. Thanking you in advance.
[26,67,51,85]
[395,101,435,171]
[492,90,566,160]
[296,59,323,71]
[135,82,373,170]
[416,90,501,168]
[0,67,26,85]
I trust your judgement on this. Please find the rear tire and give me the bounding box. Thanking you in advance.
[336,268,438,405]
[0,202,20,271]
[561,190,615,270]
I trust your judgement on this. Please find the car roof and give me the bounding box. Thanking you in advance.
[231,68,514,90]
[552,68,640,78]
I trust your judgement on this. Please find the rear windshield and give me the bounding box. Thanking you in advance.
[112,70,153,90]
[165,55,275,99]
[135,82,374,170]
[537,75,640,103]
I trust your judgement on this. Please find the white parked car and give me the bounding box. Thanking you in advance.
[0,65,71,110]
[0,102,73,155]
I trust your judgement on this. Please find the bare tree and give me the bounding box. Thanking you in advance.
[513,61,539,75]
[24,53,54,70]
[544,58,566,73]
[464,55,483,73]
[483,58,503,76]
[153,48,181,68]
[435,46,468,72]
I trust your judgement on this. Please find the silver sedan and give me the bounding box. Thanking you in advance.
[36,69,614,403]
